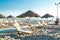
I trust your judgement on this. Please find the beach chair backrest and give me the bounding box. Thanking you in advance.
[13,21,22,31]
[42,21,47,25]
[38,21,43,26]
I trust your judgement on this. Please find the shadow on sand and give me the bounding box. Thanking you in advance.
[8,34,59,40]
[0,34,59,40]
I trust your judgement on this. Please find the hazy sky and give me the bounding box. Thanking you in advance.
[0,0,60,17]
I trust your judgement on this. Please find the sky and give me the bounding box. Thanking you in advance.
[0,0,60,18]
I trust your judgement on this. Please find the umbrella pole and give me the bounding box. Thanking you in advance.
[47,17,48,24]
[29,17,31,24]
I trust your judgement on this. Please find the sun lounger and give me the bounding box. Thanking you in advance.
[13,21,34,37]
[42,21,47,26]
[41,21,54,29]
[37,21,52,29]
[37,21,43,27]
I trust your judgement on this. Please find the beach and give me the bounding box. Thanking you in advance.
[0,27,60,40]
[0,18,60,40]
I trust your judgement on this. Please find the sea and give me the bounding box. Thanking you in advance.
[0,17,56,21]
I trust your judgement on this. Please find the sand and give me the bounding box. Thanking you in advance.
[0,20,60,40]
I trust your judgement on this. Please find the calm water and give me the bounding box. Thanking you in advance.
[0,17,56,21]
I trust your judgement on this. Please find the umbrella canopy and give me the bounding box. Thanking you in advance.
[7,15,14,18]
[17,10,40,18]
[41,13,54,18]
[0,14,6,18]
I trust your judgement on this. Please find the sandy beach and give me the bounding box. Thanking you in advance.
[0,19,60,40]
[0,28,60,40]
